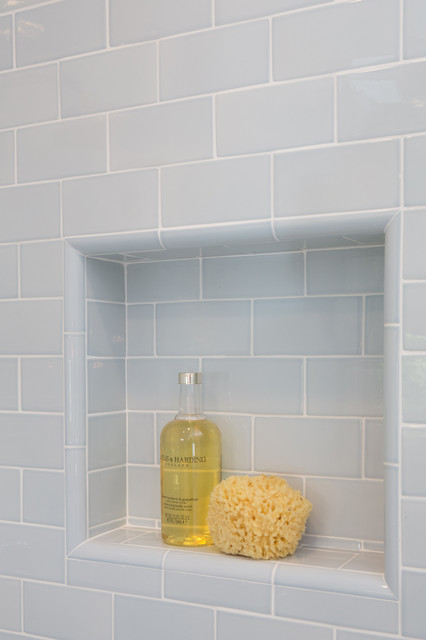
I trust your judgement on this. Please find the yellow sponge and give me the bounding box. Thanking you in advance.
[207,474,312,560]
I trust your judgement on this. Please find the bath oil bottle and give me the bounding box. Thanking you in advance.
[160,372,221,546]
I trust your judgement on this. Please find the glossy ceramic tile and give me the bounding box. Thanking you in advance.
[0,469,20,522]
[402,427,426,496]
[65,334,86,445]
[405,135,426,206]
[88,466,126,528]
[0,15,12,71]
[0,300,62,354]
[215,0,324,25]
[0,64,58,129]
[127,259,200,302]
[161,155,270,227]
[306,247,385,295]
[0,358,17,410]
[274,141,399,216]
[0,245,18,298]
[216,78,333,156]
[0,0,53,9]
[61,44,156,117]
[0,131,14,185]
[403,209,426,279]
[217,610,332,640]
[64,243,85,332]
[272,0,398,81]
[402,571,426,638]
[0,577,21,632]
[0,413,63,469]
[15,0,106,67]
[163,221,275,251]
[128,466,160,519]
[63,170,158,237]
[338,61,426,141]
[109,98,213,170]
[403,0,426,59]
[254,296,362,355]
[384,465,399,597]
[0,183,60,242]
[24,582,111,640]
[87,301,125,357]
[403,282,426,350]
[156,300,251,356]
[384,212,401,324]
[17,116,107,182]
[70,231,162,256]
[127,358,199,410]
[160,20,268,100]
[23,470,64,527]
[88,413,126,471]
[210,414,252,471]
[65,448,87,553]
[68,558,162,598]
[21,357,63,412]
[384,326,400,463]
[365,295,384,355]
[87,359,125,413]
[86,257,124,302]
[364,420,384,479]
[20,240,63,298]
[203,252,304,299]
[402,499,426,568]
[254,417,361,477]
[402,355,426,423]
[109,0,211,46]
[127,305,154,356]
[127,413,155,464]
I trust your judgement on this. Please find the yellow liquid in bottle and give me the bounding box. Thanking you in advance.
[160,418,221,547]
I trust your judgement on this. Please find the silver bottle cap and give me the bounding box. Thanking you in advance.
[178,372,202,385]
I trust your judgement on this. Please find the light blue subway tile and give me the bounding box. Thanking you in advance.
[384,212,401,324]
[203,358,303,414]
[384,326,400,463]
[215,0,325,25]
[0,358,18,410]
[64,243,85,332]
[114,595,213,640]
[161,155,270,227]
[0,246,18,299]
[88,466,126,528]
[338,61,426,141]
[404,0,426,59]
[0,131,14,185]
[87,359,126,413]
[127,259,200,302]
[61,44,156,117]
[128,466,160,520]
[402,427,426,496]
[110,98,213,170]
[384,464,399,597]
[275,141,399,216]
[65,334,86,446]
[403,283,426,350]
[403,209,426,279]
[160,20,268,100]
[307,247,385,295]
[63,170,158,237]
[0,413,63,468]
[24,582,111,640]
[88,413,126,471]
[128,413,155,464]
[65,448,87,553]
[405,135,426,206]
[211,414,252,471]
[203,253,304,299]
[17,116,107,183]
[337,632,399,640]
[68,558,162,598]
[365,295,384,355]
[254,297,362,355]
[0,15,12,70]
[87,301,125,357]
[157,300,251,356]
[0,300,62,355]
[0,64,58,129]
[217,78,333,156]
[402,571,426,638]
[402,355,426,423]
[71,231,162,256]
[402,499,426,568]
[127,358,199,410]
[217,610,332,640]
[110,0,211,45]
[21,357,63,412]
[364,420,384,479]
[0,522,64,581]
[86,257,124,302]
[163,221,275,251]
[307,357,383,417]
[16,0,106,67]
[0,183,60,242]
[255,417,361,477]
[20,240,63,298]
[23,470,64,527]
[127,305,154,356]
[0,469,20,522]
[273,0,398,81]
[0,577,21,632]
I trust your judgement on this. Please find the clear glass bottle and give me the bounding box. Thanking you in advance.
[160,372,221,547]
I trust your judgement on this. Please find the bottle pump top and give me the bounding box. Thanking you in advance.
[178,372,202,385]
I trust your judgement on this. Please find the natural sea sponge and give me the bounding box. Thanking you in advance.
[207,475,312,560]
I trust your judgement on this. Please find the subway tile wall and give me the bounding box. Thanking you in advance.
[0,0,425,638]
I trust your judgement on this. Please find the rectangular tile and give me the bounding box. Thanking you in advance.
[24,582,111,640]
[384,326,400,463]
[203,253,304,299]
[0,64,58,129]
[161,155,270,227]
[21,357,63,412]
[86,257,124,302]
[405,134,426,206]
[217,77,333,156]
[254,417,361,477]
[402,571,426,639]
[68,558,162,598]
[402,499,426,568]
[23,470,64,527]
[127,259,200,302]
[338,61,426,141]
[88,413,126,471]
[0,0,54,9]
[128,413,155,464]
[0,468,20,522]
[160,20,268,100]
[0,299,62,354]
[20,240,63,298]
[404,0,426,59]
[88,466,126,528]
[109,0,211,46]
[61,44,156,117]
[307,247,385,295]
[0,183,60,242]
[403,282,426,350]
[110,98,213,170]
[127,305,154,356]
[87,358,125,413]
[403,209,426,279]
[273,0,398,81]
[402,427,426,496]
[0,245,18,299]
[0,130,14,185]
[254,297,362,355]
[402,356,426,423]
[217,610,332,640]
[364,420,384,479]
[16,0,106,67]
[156,300,251,356]
[212,414,252,471]
[307,357,383,417]
[127,358,199,410]
[87,301,125,357]
[274,141,399,216]
[0,358,17,410]
[384,211,401,325]
[0,413,63,468]
[365,295,384,355]
[65,334,86,446]
[65,448,87,552]
[17,116,106,182]
[128,466,160,519]
[0,577,21,632]
[0,15,12,71]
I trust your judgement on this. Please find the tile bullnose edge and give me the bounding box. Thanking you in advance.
[69,538,167,570]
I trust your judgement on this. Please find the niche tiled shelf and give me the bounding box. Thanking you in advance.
[64,212,401,623]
